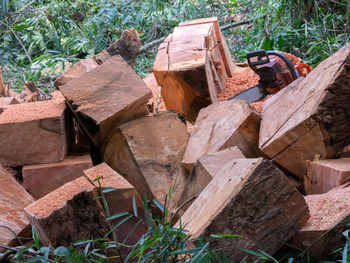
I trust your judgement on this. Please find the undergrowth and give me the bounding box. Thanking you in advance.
[1,0,348,91]
[7,179,350,263]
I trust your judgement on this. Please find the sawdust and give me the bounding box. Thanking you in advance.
[217,67,268,112]
[250,95,272,113]
[0,99,65,124]
[217,68,259,101]
[304,185,350,230]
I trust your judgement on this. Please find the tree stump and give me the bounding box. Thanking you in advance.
[182,99,260,171]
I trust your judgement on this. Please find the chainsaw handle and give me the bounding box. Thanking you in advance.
[266,51,299,81]
[246,50,299,81]
[247,50,270,69]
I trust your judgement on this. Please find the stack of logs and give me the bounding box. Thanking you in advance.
[1,18,350,261]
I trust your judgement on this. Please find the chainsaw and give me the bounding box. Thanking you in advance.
[229,49,311,103]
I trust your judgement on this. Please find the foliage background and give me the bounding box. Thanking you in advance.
[0,0,349,91]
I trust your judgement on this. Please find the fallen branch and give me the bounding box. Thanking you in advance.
[140,37,166,53]
[139,15,266,53]
[220,15,266,31]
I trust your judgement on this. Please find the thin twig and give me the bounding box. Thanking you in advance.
[169,195,197,223]
[13,0,36,14]
[0,244,21,252]
[298,216,349,257]
[0,225,23,245]
[0,21,32,64]
[140,37,166,53]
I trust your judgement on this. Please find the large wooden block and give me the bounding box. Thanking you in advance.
[22,154,93,199]
[178,146,244,210]
[305,158,350,194]
[0,165,34,245]
[24,162,141,247]
[290,185,350,259]
[0,99,73,166]
[177,158,309,261]
[182,99,260,171]
[178,17,239,78]
[85,163,146,245]
[102,111,189,204]
[153,18,235,122]
[59,55,152,146]
[259,44,350,179]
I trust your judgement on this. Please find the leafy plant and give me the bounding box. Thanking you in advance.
[13,177,237,263]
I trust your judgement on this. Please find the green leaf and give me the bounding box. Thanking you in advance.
[105,214,133,236]
[108,211,129,221]
[123,218,142,243]
[15,244,36,260]
[240,248,267,259]
[153,198,165,211]
[190,242,209,263]
[24,256,44,263]
[32,226,40,250]
[171,247,202,255]
[133,195,138,217]
[13,23,27,31]
[74,239,92,246]
[102,187,117,193]
[53,246,69,257]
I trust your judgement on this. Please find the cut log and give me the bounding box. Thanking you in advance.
[182,99,260,171]
[22,154,93,199]
[0,99,74,166]
[59,55,152,147]
[153,18,235,122]
[178,146,245,211]
[102,111,189,204]
[290,185,350,259]
[94,28,141,67]
[83,163,146,245]
[259,43,350,179]
[54,57,98,88]
[178,17,240,78]
[304,158,350,195]
[176,158,309,261]
[24,162,142,247]
[0,165,34,246]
